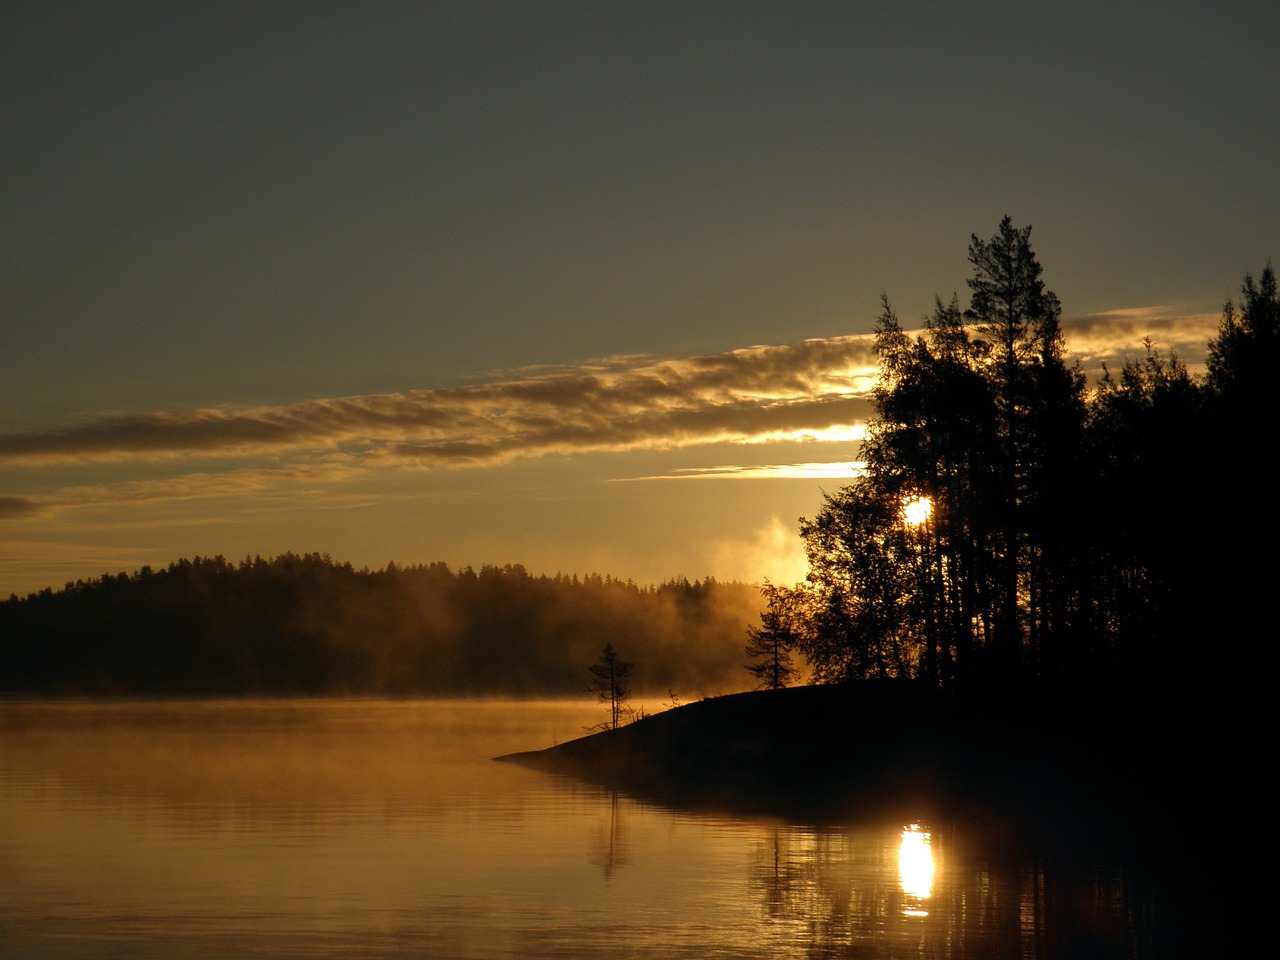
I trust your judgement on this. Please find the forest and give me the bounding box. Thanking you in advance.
[754,218,1277,703]
[0,557,761,697]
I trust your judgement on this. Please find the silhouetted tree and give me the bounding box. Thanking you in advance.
[588,643,633,730]
[962,217,1086,673]
[792,224,1280,703]
[1084,342,1205,681]
[797,219,1086,688]
[1203,263,1279,689]
[1205,264,1279,522]
[744,582,800,689]
[798,478,921,682]
[1206,264,1280,402]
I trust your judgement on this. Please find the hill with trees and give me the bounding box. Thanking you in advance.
[0,557,762,698]
[508,222,1270,879]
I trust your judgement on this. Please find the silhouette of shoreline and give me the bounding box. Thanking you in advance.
[501,682,1232,956]
[497,681,1215,843]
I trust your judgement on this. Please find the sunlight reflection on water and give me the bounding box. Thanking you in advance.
[898,823,934,916]
[1,700,1161,959]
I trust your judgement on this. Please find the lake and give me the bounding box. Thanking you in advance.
[0,699,1177,958]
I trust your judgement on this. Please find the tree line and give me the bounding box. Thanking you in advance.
[747,218,1277,699]
[0,555,762,697]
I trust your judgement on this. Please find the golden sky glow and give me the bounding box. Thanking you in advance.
[0,318,1216,596]
[2,3,1269,596]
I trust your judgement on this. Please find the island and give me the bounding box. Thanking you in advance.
[496,680,1193,841]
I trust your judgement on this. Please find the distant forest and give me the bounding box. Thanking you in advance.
[0,556,762,697]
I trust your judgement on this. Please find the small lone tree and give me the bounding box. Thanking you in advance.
[589,643,633,730]
[745,583,800,690]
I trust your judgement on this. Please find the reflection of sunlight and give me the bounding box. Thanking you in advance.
[901,496,932,526]
[898,824,933,916]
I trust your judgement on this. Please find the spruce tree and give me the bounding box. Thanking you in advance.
[744,583,799,690]
[588,643,633,730]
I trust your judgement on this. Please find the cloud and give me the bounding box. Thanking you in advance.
[2,311,1220,474]
[617,461,867,481]
[0,540,166,594]
[0,336,882,467]
[0,314,1225,523]
[387,395,873,466]
[1,463,373,522]
[1062,307,1219,372]
[0,496,46,520]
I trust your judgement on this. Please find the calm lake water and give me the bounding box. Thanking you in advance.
[0,699,1175,958]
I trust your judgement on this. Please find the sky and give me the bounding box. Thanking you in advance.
[2,0,1275,597]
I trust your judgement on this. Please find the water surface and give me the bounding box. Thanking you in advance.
[1,700,1167,958]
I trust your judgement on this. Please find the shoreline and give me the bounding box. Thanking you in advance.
[497,680,1212,840]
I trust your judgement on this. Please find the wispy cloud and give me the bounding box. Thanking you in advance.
[0,496,46,520]
[0,337,880,468]
[1062,307,1218,373]
[0,312,1223,521]
[0,540,168,592]
[1,463,374,521]
[2,311,1219,473]
[617,461,867,481]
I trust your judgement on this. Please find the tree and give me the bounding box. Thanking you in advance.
[797,477,923,682]
[796,219,1087,688]
[744,583,800,690]
[588,643,633,730]
[1206,264,1280,403]
[1083,342,1205,682]
[791,229,1277,707]
[1202,264,1280,685]
[858,295,1000,684]
[1204,263,1279,520]
[963,216,1085,670]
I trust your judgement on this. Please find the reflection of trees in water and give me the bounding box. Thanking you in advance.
[750,827,803,920]
[748,826,927,957]
[747,825,1157,959]
[1024,858,1156,960]
[589,791,629,879]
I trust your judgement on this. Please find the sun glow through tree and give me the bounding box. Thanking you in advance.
[901,496,933,527]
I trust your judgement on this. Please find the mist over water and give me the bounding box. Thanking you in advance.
[1,559,766,699]
[2,700,1163,958]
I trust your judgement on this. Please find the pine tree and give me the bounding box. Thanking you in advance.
[797,218,1086,687]
[1203,264,1279,687]
[588,643,633,730]
[744,583,800,690]
[963,216,1084,671]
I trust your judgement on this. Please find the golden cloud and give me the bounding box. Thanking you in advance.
[0,311,1226,519]
[0,337,881,467]
[1061,307,1218,373]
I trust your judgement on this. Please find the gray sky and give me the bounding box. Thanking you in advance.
[2,1,1274,594]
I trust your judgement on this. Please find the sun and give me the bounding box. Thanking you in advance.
[901,495,932,526]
